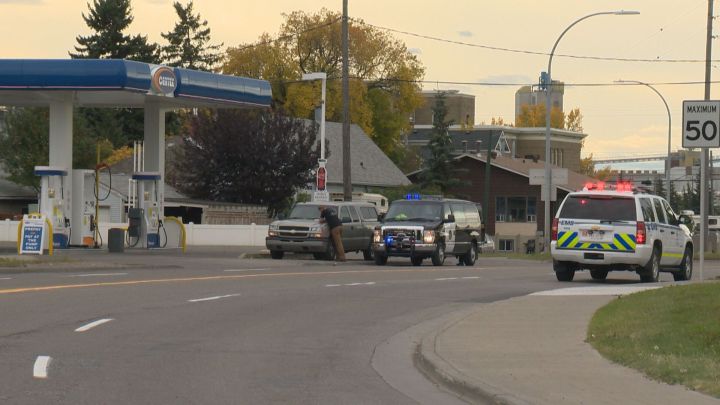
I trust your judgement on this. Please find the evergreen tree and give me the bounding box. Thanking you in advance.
[70,0,158,62]
[161,1,223,71]
[420,93,464,193]
[668,178,679,209]
[653,177,665,198]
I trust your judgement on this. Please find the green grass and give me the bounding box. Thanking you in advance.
[0,257,27,267]
[0,255,73,268]
[588,283,720,397]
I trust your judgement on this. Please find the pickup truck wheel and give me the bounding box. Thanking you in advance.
[590,269,608,280]
[270,250,284,260]
[431,243,445,266]
[324,242,337,261]
[461,243,478,266]
[640,247,660,283]
[673,246,693,281]
[553,260,575,282]
[374,254,388,265]
[411,256,423,266]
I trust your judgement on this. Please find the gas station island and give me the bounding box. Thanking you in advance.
[0,59,272,253]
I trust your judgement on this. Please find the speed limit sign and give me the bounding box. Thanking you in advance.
[683,100,720,148]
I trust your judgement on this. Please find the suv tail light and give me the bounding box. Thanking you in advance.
[551,218,559,241]
[636,222,646,245]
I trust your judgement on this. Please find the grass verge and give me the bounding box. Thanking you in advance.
[587,282,720,398]
[0,256,73,268]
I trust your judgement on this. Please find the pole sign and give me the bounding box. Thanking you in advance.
[682,100,720,148]
[20,214,47,255]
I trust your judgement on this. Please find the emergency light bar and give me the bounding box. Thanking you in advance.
[404,193,443,201]
[582,181,634,192]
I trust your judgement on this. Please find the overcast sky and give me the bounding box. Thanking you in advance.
[1,0,716,162]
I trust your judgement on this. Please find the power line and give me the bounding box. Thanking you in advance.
[230,18,341,52]
[357,19,720,64]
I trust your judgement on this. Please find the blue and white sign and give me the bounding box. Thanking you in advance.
[20,215,47,255]
[150,66,177,96]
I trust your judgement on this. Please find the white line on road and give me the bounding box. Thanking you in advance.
[325,284,342,287]
[326,282,375,287]
[435,277,458,281]
[66,273,128,278]
[75,318,114,332]
[33,356,51,379]
[188,293,241,303]
[223,268,267,272]
[0,277,12,280]
[461,276,480,280]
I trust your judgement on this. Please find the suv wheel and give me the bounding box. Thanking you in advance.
[640,246,660,283]
[374,253,388,265]
[411,256,423,266]
[673,246,693,281]
[431,243,445,266]
[590,269,608,281]
[461,242,478,266]
[270,250,284,260]
[553,260,575,282]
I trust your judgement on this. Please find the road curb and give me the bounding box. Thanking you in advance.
[412,302,533,405]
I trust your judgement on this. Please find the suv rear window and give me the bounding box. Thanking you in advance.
[559,195,636,221]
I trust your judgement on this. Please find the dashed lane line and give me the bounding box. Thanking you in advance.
[326,282,376,287]
[0,267,485,296]
[223,268,268,272]
[65,273,128,278]
[75,318,114,332]
[33,356,51,379]
[188,293,241,303]
[0,277,12,280]
[435,277,458,281]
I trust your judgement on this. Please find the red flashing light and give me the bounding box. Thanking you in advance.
[596,181,605,191]
[551,218,559,241]
[636,222,646,245]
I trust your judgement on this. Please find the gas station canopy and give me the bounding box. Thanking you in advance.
[0,59,272,108]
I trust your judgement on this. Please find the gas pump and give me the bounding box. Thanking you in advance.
[34,166,70,248]
[128,172,164,248]
[71,169,96,247]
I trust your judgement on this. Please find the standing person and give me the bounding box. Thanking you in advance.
[319,205,346,262]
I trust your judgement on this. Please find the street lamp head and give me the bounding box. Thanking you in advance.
[301,72,327,81]
[613,10,640,15]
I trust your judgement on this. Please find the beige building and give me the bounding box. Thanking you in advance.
[515,80,565,119]
[413,90,475,127]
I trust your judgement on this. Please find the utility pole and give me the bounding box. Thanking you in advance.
[342,0,351,201]
[700,0,713,280]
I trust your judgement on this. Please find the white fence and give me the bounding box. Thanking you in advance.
[0,220,269,247]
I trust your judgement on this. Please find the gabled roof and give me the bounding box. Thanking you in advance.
[0,170,36,199]
[455,153,594,192]
[322,121,411,187]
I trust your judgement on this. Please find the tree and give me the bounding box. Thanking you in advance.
[578,153,612,180]
[171,109,321,215]
[0,108,113,189]
[515,104,564,128]
[653,177,666,198]
[161,1,223,71]
[70,0,158,62]
[565,108,583,132]
[420,93,464,193]
[223,9,425,162]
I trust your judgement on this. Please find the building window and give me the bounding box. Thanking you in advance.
[498,239,514,252]
[496,196,536,223]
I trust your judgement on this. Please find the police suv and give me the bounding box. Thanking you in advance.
[372,195,482,266]
[551,182,694,283]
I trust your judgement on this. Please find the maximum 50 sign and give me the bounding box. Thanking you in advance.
[683,100,720,148]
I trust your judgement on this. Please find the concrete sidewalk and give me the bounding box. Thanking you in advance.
[416,289,720,405]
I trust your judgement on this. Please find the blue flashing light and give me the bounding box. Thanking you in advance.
[405,192,422,200]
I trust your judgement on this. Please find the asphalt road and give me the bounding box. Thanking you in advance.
[0,249,702,404]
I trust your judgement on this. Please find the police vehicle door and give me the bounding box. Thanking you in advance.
[660,199,683,266]
[442,202,456,253]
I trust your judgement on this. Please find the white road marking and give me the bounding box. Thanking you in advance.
[75,318,114,332]
[531,285,661,296]
[223,268,267,272]
[435,277,458,281]
[188,293,241,303]
[461,276,480,280]
[0,277,12,280]
[325,282,375,287]
[33,356,51,379]
[66,273,128,278]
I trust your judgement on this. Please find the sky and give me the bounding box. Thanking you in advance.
[0,0,717,167]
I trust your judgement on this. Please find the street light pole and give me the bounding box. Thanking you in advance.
[614,80,671,201]
[301,72,327,161]
[542,10,639,252]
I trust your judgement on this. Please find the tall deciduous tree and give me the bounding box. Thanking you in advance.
[70,0,158,62]
[171,109,321,215]
[0,108,113,189]
[515,104,565,128]
[161,1,223,71]
[223,9,424,162]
